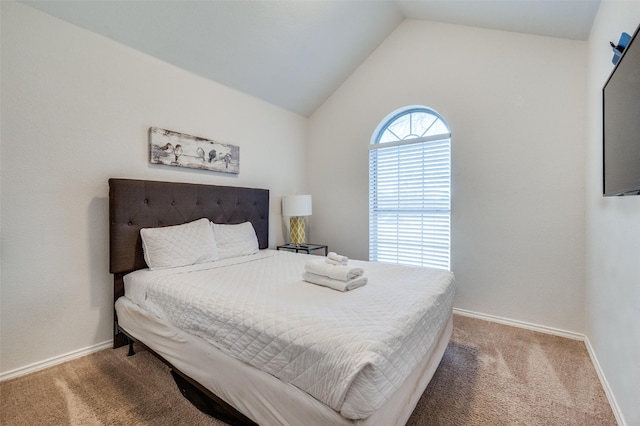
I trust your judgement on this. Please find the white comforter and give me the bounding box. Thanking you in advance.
[123,250,455,419]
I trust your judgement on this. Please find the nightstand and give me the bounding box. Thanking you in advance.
[277,243,328,256]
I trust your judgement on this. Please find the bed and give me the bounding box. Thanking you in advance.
[109,178,455,426]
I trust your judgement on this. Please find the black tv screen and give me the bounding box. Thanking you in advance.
[603,22,640,196]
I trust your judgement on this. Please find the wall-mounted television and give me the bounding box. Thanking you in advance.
[603,21,640,196]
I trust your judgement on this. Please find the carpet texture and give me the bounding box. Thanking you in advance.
[406,315,616,425]
[1,315,616,425]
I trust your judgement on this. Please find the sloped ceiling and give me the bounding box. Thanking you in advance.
[21,1,600,117]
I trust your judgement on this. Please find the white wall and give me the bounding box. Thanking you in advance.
[308,20,588,333]
[0,2,307,375]
[585,2,640,425]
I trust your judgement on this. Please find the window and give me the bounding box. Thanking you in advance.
[369,106,451,270]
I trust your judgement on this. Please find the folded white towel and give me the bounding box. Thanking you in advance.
[305,260,363,282]
[325,258,344,266]
[302,272,367,292]
[326,251,348,265]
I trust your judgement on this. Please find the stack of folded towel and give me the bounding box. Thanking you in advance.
[302,252,367,291]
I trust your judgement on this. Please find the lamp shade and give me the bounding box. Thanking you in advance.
[282,195,312,217]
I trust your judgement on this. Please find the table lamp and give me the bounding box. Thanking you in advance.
[282,195,312,245]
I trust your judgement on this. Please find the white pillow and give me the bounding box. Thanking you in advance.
[140,218,218,270]
[212,222,259,260]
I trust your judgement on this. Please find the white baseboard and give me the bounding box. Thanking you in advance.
[584,337,626,426]
[0,340,112,382]
[453,307,585,340]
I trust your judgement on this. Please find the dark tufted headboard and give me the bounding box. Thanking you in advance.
[109,178,269,274]
[109,178,269,347]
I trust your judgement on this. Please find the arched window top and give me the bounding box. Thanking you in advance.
[372,106,450,145]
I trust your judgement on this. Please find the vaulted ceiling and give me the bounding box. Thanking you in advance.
[22,1,601,116]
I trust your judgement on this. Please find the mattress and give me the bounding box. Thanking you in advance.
[123,250,455,420]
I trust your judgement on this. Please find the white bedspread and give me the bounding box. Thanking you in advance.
[123,250,455,419]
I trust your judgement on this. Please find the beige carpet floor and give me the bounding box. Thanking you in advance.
[1,315,616,425]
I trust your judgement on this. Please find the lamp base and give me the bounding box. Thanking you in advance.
[290,216,306,245]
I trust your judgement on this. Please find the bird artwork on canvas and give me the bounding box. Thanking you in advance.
[149,127,240,174]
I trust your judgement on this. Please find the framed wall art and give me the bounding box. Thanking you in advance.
[149,127,239,174]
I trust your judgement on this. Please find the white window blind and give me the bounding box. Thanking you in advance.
[369,108,451,270]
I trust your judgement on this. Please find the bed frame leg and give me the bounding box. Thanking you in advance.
[127,337,135,356]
